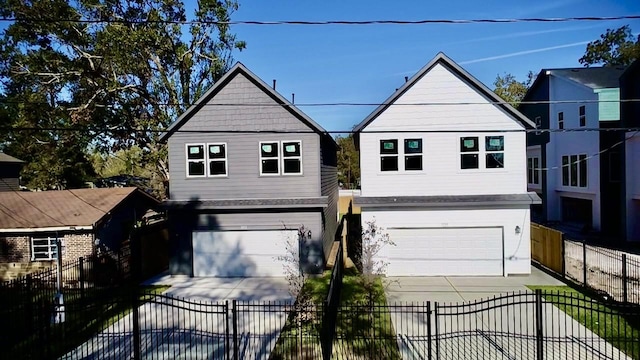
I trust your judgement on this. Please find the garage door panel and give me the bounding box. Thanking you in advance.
[384,227,503,276]
[193,230,296,277]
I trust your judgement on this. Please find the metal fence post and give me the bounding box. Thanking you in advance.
[535,289,544,360]
[132,289,141,360]
[232,300,238,360]
[434,302,440,360]
[622,254,628,303]
[79,257,85,300]
[426,301,432,360]
[225,301,230,360]
[26,275,33,334]
[582,241,588,288]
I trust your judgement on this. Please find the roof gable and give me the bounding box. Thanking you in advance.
[354,52,535,133]
[0,153,24,163]
[160,63,334,146]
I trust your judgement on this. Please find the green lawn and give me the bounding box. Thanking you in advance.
[528,285,640,359]
[270,271,401,359]
[6,285,169,359]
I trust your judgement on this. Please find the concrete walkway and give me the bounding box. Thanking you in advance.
[384,267,633,359]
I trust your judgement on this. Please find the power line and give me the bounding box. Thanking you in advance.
[1,15,639,25]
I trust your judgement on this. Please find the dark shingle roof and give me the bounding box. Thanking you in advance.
[354,193,541,208]
[549,67,624,89]
[0,153,24,163]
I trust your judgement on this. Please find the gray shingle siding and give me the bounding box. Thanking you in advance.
[320,136,338,260]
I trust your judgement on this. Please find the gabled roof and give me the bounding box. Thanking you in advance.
[0,187,159,231]
[523,66,625,102]
[160,62,335,146]
[354,52,535,133]
[0,153,24,163]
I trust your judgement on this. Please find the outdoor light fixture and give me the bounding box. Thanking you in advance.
[515,226,521,234]
[307,230,312,238]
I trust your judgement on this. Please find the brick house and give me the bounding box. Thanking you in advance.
[0,187,159,265]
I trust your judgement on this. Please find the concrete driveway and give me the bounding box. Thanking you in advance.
[65,276,293,360]
[384,268,632,359]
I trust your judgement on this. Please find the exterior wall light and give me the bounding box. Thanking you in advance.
[515,226,521,234]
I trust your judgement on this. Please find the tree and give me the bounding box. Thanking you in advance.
[336,134,360,189]
[580,25,640,67]
[493,71,535,106]
[0,0,245,195]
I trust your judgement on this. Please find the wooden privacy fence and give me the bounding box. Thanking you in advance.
[530,223,564,274]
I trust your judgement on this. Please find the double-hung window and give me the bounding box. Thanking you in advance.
[260,142,279,175]
[485,136,504,168]
[460,137,479,169]
[186,144,206,177]
[282,141,302,175]
[558,112,564,129]
[527,157,540,185]
[561,154,587,187]
[380,139,399,171]
[404,139,423,171]
[207,143,227,176]
[260,141,303,175]
[31,235,62,261]
[579,106,586,127]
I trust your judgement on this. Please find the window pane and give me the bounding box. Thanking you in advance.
[527,158,533,183]
[380,140,398,154]
[570,155,578,186]
[381,156,398,171]
[208,144,225,159]
[562,156,569,186]
[187,145,204,160]
[261,143,278,157]
[579,106,585,115]
[405,156,422,171]
[261,159,278,174]
[188,161,205,176]
[404,139,422,154]
[283,159,301,174]
[283,142,301,157]
[579,154,587,187]
[486,153,504,168]
[558,112,564,129]
[209,161,226,175]
[461,154,478,169]
[485,136,504,151]
[533,158,540,184]
[460,137,478,152]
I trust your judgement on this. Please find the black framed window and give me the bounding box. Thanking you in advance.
[579,106,586,127]
[485,136,504,169]
[570,155,578,186]
[562,156,569,186]
[404,139,422,171]
[558,112,564,130]
[260,142,279,174]
[460,137,479,169]
[186,144,205,177]
[527,158,533,184]
[207,143,227,176]
[579,154,587,187]
[282,141,302,174]
[533,158,540,184]
[380,139,398,171]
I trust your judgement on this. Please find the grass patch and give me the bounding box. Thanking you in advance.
[5,285,169,359]
[528,285,640,359]
[271,271,401,359]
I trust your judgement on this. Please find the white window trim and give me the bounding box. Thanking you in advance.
[460,136,480,170]
[379,139,399,172]
[185,143,206,178]
[206,142,228,177]
[485,136,505,169]
[459,135,506,171]
[281,140,303,176]
[403,138,424,172]
[259,141,281,176]
[378,138,425,173]
[31,235,62,261]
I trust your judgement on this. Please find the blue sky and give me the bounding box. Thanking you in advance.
[206,0,640,133]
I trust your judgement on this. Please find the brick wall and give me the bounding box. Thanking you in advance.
[0,236,30,262]
[62,233,93,263]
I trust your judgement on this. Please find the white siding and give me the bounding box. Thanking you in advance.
[626,133,640,241]
[546,76,601,228]
[362,208,531,275]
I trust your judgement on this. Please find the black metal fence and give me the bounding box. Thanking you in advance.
[0,247,131,352]
[564,239,640,304]
[4,289,638,359]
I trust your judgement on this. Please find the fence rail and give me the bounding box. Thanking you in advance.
[531,223,640,304]
[3,289,637,359]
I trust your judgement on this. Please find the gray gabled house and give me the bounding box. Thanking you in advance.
[160,63,338,277]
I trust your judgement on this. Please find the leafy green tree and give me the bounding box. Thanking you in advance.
[493,72,535,106]
[0,0,245,195]
[336,134,360,189]
[579,25,640,67]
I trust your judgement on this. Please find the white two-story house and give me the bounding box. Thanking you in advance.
[520,67,626,240]
[353,53,539,276]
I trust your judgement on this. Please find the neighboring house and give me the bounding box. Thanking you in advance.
[0,153,24,191]
[520,66,626,239]
[620,60,640,242]
[353,52,540,276]
[160,63,338,277]
[0,187,159,264]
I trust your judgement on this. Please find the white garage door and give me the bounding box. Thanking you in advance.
[192,230,297,277]
[384,227,503,276]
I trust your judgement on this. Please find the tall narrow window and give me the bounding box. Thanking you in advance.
[404,139,423,171]
[570,155,578,186]
[207,143,227,176]
[260,142,279,175]
[460,137,479,169]
[562,156,569,186]
[533,158,540,184]
[535,116,542,135]
[485,136,504,168]
[186,144,206,177]
[558,112,564,129]
[380,139,398,171]
[579,106,586,127]
[579,154,587,187]
[527,158,533,184]
[282,141,302,174]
